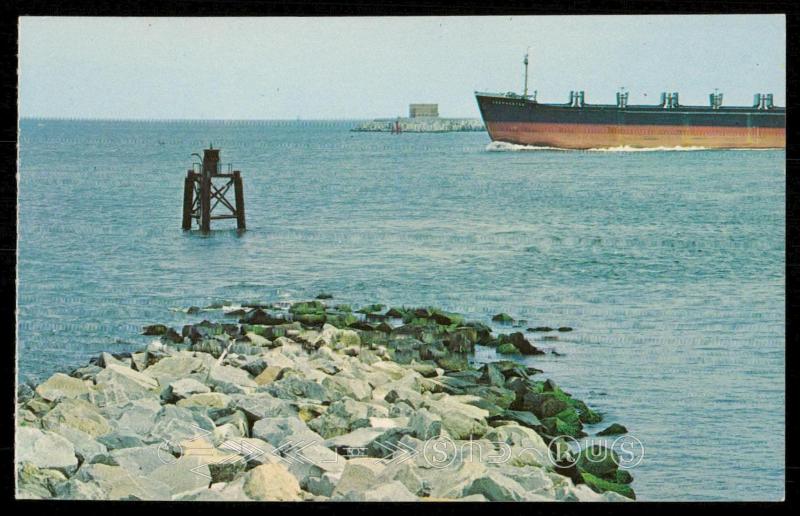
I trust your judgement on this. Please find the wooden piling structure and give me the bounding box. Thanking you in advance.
[181,171,195,230]
[181,146,246,233]
[233,170,246,230]
[200,174,211,233]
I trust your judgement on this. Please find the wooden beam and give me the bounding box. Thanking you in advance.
[234,171,246,231]
[182,171,195,230]
[200,175,211,233]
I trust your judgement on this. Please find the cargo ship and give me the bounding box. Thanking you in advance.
[475,54,785,149]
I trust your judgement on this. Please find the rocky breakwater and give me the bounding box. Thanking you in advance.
[16,301,635,501]
[351,117,485,133]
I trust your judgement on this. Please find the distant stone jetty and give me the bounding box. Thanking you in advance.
[16,299,634,501]
[352,117,485,133]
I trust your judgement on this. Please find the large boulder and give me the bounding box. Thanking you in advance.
[97,432,146,451]
[105,444,167,476]
[239,308,291,326]
[427,399,490,440]
[252,416,322,448]
[307,398,376,438]
[324,427,386,454]
[213,409,249,437]
[254,365,285,385]
[331,458,385,498]
[580,471,635,500]
[16,426,79,475]
[366,427,415,458]
[244,332,271,348]
[207,365,257,394]
[521,392,570,419]
[217,437,279,468]
[286,441,346,489]
[148,455,213,497]
[143,355,209,386]
[495,464,555,498]
[105,398,162,436]
[508,332,543,355]
[176,392,233,411]
[52,477,107,500]
[46,423,108,464]
[35,373,90,402]
[74,463,173,500]
[465,470,530,501]
[145,405,216,451]
[243,463,302,501]
[100,363,159,390]
[16,462,68,499]
[418,459,487,499]
[230,393,298,422]
[375,460,426,496]
[306,471,341,497]
[408,408,442,440]
[577,444,620,479]
[93,364,161,407]
[263,374,332,403]
[163,377,211,402]
[597,423,628,436]
[358,480,418,501]
[484,424,550,468]
[478,363,506,387]
[98,352,133,369]
[321,374,372,401]
[41,398,112,437]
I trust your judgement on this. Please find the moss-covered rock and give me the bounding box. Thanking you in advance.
[540,381,602,424]
[521,392,569,419]
[349,321,376,332]
[445,328,475,353]
[290,301,325,315]
[385,307,407,318]
[325,313,358,329]
[294,312,327,326]
[597,423,628,436]
[428,309,463,326]
[491,313,514,323]
[356,304,385,314]
[239,309,290,326]
[615,469,634,484]
[496,343,519,355]
[509,332,543,355]
[539,408,586,438]
[435,353,469,372]
[577,444,620,479]
[142,324,168,336]
[580,472,635,500]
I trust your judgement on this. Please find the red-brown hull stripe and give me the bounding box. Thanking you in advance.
[486,122,786,149]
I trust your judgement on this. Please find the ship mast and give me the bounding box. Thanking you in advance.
[523,49,530,98]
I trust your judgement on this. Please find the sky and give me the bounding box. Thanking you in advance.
[18,15,785,120]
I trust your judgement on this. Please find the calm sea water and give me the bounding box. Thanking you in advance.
[17,119,784,501]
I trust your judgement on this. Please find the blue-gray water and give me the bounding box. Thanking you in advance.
[17,119,784,501]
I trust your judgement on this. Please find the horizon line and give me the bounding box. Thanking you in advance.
[19,115,482,123]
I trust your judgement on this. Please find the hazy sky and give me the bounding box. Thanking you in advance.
[19,15,785,119]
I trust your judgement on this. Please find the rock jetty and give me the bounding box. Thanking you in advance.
[16,301,635,501]
[352,118,485,133]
